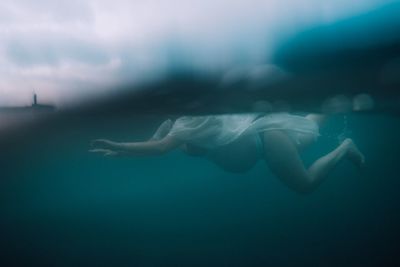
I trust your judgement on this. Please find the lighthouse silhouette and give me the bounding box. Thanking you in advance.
[33,93,38,106]
[30,93,55,111]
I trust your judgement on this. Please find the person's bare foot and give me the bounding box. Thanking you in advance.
[343,138,365,169]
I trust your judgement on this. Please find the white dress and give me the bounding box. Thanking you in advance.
[167,113,320,150]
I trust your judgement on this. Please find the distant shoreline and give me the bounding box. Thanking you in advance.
[0,105,56,113]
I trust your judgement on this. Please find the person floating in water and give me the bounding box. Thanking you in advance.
[90,113,365,194]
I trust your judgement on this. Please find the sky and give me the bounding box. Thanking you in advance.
[0,0,392,107]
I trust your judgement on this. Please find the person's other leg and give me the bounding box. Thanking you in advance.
[263,130,364,194]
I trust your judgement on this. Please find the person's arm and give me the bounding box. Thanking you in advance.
[90,135,183,157]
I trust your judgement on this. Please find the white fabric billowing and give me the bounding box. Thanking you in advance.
[167,113,319,149]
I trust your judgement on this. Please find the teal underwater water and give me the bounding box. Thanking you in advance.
[2,2,400,265]
[1,112,399,266]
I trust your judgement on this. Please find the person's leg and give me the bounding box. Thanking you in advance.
[263,130,364,194]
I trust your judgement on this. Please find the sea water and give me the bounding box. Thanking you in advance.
[0,110,399,267]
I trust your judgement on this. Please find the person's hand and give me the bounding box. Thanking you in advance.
[89,148,119,157]
[90,139,120,156]
[90,139,117,150]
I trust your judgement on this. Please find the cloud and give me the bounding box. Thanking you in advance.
[6,37,110,67]
[0,0,389,107]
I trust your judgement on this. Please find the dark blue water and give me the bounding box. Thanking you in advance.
[1,112,399,267]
